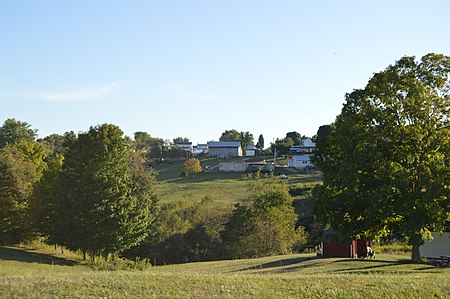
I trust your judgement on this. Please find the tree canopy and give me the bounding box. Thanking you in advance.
[55,124,158,258]
[313,53,450,261]
[0,119,37,148]
[286,131,302,145]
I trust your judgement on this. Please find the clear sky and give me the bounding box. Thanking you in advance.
[1,1,449,144]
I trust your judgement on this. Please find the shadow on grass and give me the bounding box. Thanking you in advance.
[232,256,417,275]
[0,246,77,266]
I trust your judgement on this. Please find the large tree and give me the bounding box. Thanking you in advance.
[222,178,305,258]
[57,124,158,258]
[0,118,37,148]
[0,140,49,244]
[314,54,450,262]
[219,129,241,142]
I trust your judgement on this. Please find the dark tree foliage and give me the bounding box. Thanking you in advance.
[313,54,450,262]
[256,134,265,149]
[286,131,302,145]
[271,137,294,155]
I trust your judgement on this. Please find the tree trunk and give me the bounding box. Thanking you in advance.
[82,251,86,261]
[60,246,64,254]
[411,243,421,263]
[410,233,423,263]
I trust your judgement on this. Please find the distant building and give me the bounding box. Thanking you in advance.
[219,161,275,172]
[246,145,257,157]
[290,137,316,154]
[208,141,242,157]
[193,143,209,156]
[175,142,193,153]
[288,155,314,169]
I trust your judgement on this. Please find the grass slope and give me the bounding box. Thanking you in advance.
[154,158,322,204]
[1,246,449,298]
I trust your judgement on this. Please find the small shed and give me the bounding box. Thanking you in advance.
[321,230,371,258]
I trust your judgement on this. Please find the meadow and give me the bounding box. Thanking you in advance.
[154,157,322,204]
[1,245,449,298]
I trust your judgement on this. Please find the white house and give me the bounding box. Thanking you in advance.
[288,155,314,169]
[290,137,316,154]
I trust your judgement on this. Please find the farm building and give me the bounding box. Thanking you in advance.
[219,161,247,172]
[321,230,371,258]
[208,141,242,157]
[420,232,450,259]
[288,155,314,169]
[193,143,209,156]
[246,145,257,156]
[175,142,193,153]
[219,161,275,173]
[289,137,316,154]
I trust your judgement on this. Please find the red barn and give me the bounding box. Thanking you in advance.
[321,229,371,258]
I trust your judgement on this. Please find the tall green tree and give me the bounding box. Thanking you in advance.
[0,119,37,148]
[57,124,158,258]
[314,54,450,262]
[256,134,265,149]
[0,140,49,244]
[240,131,254,154]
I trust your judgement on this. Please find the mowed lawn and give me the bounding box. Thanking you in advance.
[1,246,449,298]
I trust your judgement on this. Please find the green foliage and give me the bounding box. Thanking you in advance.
[0,141,49,244]
[256,134,264,149]
[55,124,158,258]
[286,131,302,145]
[0,118,37,148]
[126,196,230,264]
[314,53,450,261]
[222,179,306,258]
[219,129,241,141]
[271,137,294,155]
[183,158,202,175]
[40,131,77,155]
[173,137,189,143]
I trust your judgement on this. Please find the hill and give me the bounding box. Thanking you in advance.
[1,246,449,298]
[153,157,322,204]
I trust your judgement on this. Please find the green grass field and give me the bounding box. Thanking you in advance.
[153,157,322,204]
[1,246,449,298]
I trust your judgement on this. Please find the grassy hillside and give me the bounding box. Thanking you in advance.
[1,246,449,298]
[153,158,322,204]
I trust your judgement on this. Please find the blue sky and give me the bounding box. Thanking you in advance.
[1,1,449,144]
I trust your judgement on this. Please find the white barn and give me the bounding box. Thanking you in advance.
[208,141,242,157]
